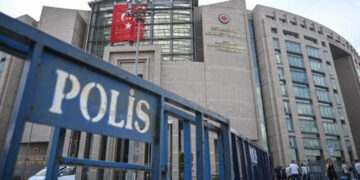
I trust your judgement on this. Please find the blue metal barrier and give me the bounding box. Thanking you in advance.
[0,12,271,180]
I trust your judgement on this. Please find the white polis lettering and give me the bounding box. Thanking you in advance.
[80,82,107,122]
[49,70,80,114]
[49,69,151,134]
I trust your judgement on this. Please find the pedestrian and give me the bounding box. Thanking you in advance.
[301,163,309,180]
[289,161,300,180]
[326,158,338,180]
[275,165,282,180]
[355,160,360,180]
[286,164,291,180]
[281,165,287,180]
[342,160,351,179]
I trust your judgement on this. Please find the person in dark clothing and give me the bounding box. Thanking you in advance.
[275,165,282,180]
[326,158,338,180]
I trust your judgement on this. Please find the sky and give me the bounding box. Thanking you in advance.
[0,0,359,53]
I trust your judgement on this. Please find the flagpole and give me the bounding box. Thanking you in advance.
[134,15,141,75]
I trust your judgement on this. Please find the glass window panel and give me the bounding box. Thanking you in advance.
[319,103,334,118]
[305,149,321,156]
[288,54,304,68]
[327,64,334,75]
[296,99,313,116]
[342,124,349,137]
[338,108,344,119]
[280,81,288,96]
[153,24,171,38]
[172,55,192,61]
[310,59,324,72]
[173,9,191,23]
[289,136,297,148]
[316,88,331,102]
[273,38,280,50]
[326,138,342,150]
[286,115,294,132]
[324,51,331,62]
[312,73,327,87]
[173,39,192,54]
[173,24,192,37]
[331,79,337,90]
[153,10,171,23]
[323,121,339,135]
[275,50,282,64]
[153,40,171,53]
[334,93,341,105]
[300,120,318,133]
[283,100,291,114]
[291,69,308,83]
[303,138,321,149]
[293,83,311,99]
[278,68,285,80]
[285,40,302,54]
[306,46,321,58]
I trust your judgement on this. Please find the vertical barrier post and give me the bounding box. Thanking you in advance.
[0,44,43,179]
[183,120,192,179]
[151,96,164,180]
[195,112,204,180]
[238,138,247,179]
[220,124,233,180]
[204,128,211,180]
[45,128,66,180]
[244,141,253,180]
[231,134,240,180]
[161,107,168,179]
[217,131,225,180]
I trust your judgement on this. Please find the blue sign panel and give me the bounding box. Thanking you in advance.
[27,51,159,143]
[328,145,335,155]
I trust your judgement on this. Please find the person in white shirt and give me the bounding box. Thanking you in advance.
[342,160,351,180]
[289,161,299,180]
[354,159,360,180]
[301,163,309,180]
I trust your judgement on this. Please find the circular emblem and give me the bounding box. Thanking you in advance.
[33,147,40,153]
[219,14,230,24]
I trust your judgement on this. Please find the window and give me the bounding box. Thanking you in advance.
[319,103,334,119]
[290,21,297,26]
[334,93,341,105]
[271,27,278,34]
[296,99,313,116]
[288,54,305,68]
[279,18,286,23]
[323,121,339,135]
[291,69,308,83]
[275,50,282,64]
[286,115,294,132]
[304,35,318,44]
[0,53,6,74]
[331,79,337,90]
[327,64,334,75]
[322,41,327,48]
[289,136,298,161]
[285,41,302,54]
[326,137,342,150]
[299,117,318,133]
[324,51,331,62]
[266,15,275,20]
[278,68,285,80]
[306,46,321,58]
[342,124,349,137]
[293,83,311,99]
[283,100,291,114]
[316,88,331,102]
[283,30,299,38]
[273,38,280,50]
[310,59,324,72]
[312,73,327,87]
[280,81,288,96]
[303,136,321,149]
[300,24,306,28]
[338,108,344,119]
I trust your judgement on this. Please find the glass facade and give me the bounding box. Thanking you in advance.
[289,136,298,161]
[285,40,302,54]
[296,99,313,116]
[316,88,331,102]
[306,46,321,59]
[319,103,334,119]
[87,0,194,61]
[299,117,318,133]
[288,54,304,68]
[291,69,308,83]
[293,83,310,99]
[309,59,324,72]
[323,120,339,135]
[313,73,327,87]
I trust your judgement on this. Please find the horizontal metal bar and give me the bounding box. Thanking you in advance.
[231,128,266,152]
[164,104,195,123]
[62,157,151,171]
[204,121,218,132]
[0,12,229,126]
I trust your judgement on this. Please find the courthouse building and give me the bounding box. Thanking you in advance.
[0,0,360,178]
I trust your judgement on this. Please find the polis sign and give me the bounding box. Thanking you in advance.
[219,14,230,24]
[25,51,159,143]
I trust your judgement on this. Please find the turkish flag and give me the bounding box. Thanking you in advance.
[110,4,145,43]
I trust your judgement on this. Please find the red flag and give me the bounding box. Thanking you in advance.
[110,4,145,43]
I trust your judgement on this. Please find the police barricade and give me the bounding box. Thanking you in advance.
[0,12,271,180]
